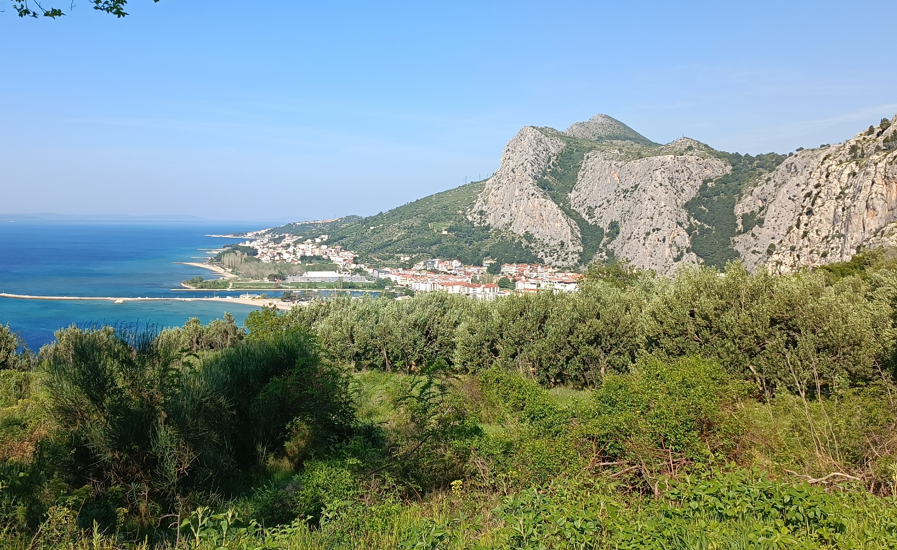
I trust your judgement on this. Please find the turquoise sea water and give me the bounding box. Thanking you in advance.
[0,221,268,351]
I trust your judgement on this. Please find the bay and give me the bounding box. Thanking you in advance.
[0,220,269,351]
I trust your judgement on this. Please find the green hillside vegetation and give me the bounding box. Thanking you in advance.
[685,152,787,268]
[4,256,897,548]
[269,182,538,268]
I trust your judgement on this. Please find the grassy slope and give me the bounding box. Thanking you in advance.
[270,181,538,268]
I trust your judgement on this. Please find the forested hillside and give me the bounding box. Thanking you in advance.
[4,255,897,548]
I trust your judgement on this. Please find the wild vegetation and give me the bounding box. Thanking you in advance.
[267,181,539,269]
[685,152,787,268]
[4,255,897,548]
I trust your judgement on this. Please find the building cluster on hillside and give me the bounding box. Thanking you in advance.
[228,233,582,298]
[500,263,582,293]
[239,234,358,269]
[372,261,582,300]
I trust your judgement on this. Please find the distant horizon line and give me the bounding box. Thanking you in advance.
[0,213,307,225]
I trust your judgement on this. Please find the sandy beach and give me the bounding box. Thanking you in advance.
[175,262,239,279]
[0,293,296,311]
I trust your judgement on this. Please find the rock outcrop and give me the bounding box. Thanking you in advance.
[735,115,897,273]
[565,114,656,145]
[570,148,729,272]
[467,112,897,273]
[469,127,582,265]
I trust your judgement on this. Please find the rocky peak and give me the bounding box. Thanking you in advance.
[468,127,582,266]
[466,112,897,273]
[565,114,656,145]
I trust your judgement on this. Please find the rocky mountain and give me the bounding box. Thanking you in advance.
[464,113,897,273]
[270,113,897,273]
[734,117,897,273]
[469,127,580,265]
[565,114,656,146]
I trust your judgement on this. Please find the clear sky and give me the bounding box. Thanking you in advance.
[2,0,895,222]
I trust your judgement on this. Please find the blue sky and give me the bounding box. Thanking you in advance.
[2,0,895,222]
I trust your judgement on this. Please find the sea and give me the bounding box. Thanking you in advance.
[0,220,273,351]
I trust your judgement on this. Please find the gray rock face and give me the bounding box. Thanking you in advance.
[570,151,729,273]
[565,114,655,145]
[469,127,582,265]
[735,115,897,273]
[468,113,897,273]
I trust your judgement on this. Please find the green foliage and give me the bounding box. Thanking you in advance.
[155,314,245,354]
[0,324,32,371]
[585,260,645,289]
[228,244,258,257]
[485,239,539,265]
[302,262,340,272]
[12,0,160,19]
[182,276,230,289]
[644,263,894,396]
[590,356,743,470]
[289,460,360,525]
[686,152,787,269]
[35,324,352,522]
[249,260,897,395]
[816,248,882,281]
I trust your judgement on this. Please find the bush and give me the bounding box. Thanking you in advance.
[38,324,353,520]
[588,356,744,478]
[290,460,360,525]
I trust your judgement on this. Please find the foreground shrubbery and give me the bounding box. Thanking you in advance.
[273,258,896,396]
[3,257,897,548]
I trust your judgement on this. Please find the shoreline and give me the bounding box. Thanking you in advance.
[0,292,295,311]
[173,287,383,293]
[175,261,239,279]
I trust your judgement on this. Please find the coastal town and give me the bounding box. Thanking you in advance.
[215,232,583,300]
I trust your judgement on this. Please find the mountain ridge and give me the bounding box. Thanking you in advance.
[267,113,897,273]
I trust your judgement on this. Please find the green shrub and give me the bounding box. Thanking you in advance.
[589,356,743,473]
[38,325,353,521]
[290,460,360,526]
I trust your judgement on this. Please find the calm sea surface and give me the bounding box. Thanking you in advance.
[0,221,268,350]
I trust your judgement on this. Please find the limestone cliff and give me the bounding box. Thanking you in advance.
[468,116,732,272]
[463,113,897,272]
[469,126,583,265]
[735,115,897,273]
[570,144,729,272]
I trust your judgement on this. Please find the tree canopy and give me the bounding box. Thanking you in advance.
[10,0,157,19]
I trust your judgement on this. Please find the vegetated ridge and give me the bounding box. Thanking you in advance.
[270,113,897,273]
